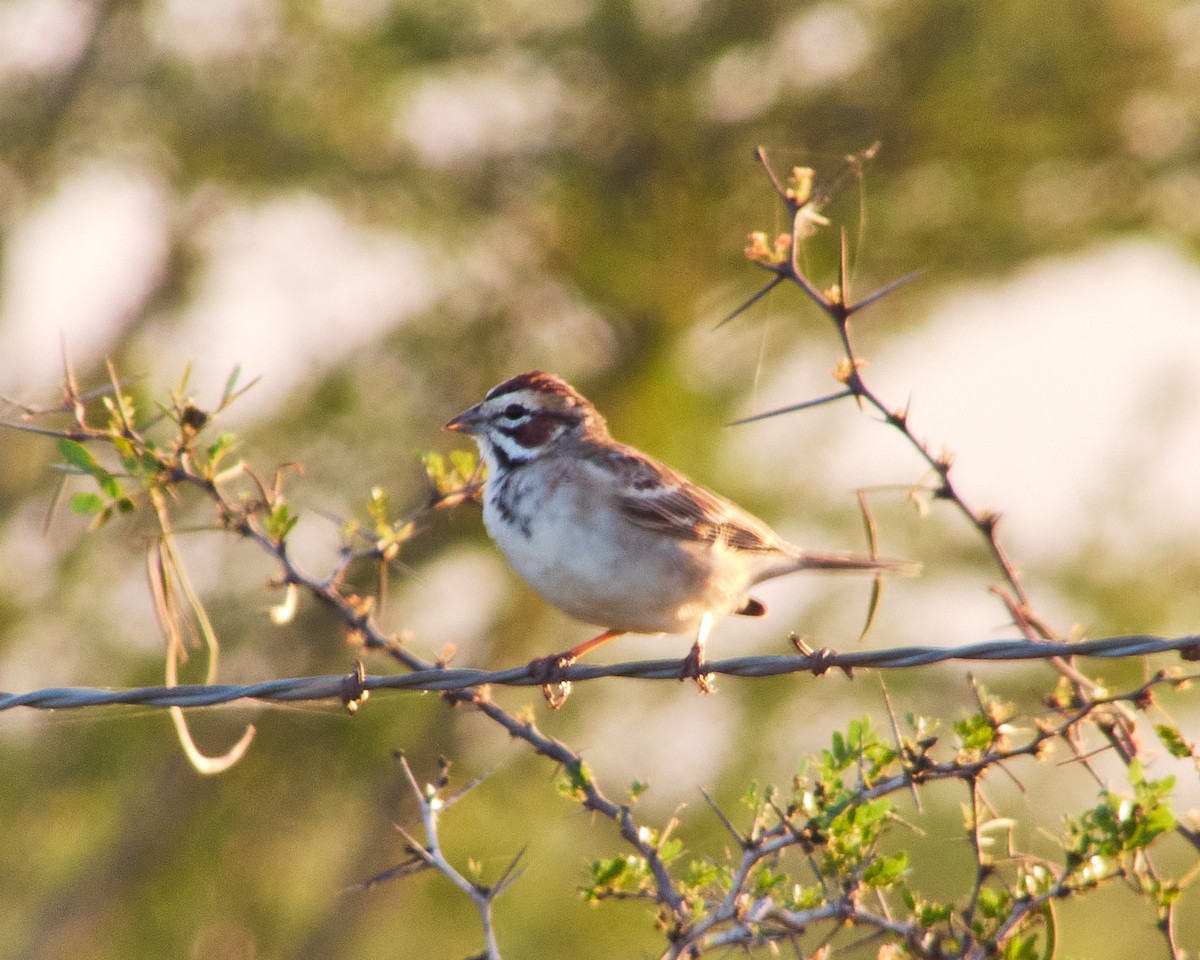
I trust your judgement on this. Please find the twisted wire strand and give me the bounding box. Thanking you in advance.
[3,633,1197,713]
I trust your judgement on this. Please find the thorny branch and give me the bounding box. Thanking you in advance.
[2,365,694,940]
[354,754,521,960]
[652,668,1195,959]
[4,148,1198,957]
[740,150,1156,771]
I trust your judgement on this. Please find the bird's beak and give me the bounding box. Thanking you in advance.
[443,403,484,434]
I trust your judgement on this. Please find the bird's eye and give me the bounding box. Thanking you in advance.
[502,403,527,420]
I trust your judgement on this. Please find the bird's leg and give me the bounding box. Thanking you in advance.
[679,612,716,694]
[528,628,624,709]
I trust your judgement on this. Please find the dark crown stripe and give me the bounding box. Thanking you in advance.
[484,370,588,408]
[485,370,554,401]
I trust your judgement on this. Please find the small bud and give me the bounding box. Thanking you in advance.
[744,231,791,266]
[772,232,791,263]
[180,404,209,433]
[744,231,773,263]
[785,166,815,204]
[832,357,869,385]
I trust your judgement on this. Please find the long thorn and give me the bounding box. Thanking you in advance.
[839,227,851,308]
[716,274,786,328]
[0,421,92,440]
[701,788,746,845]
[755,146,789,200]
[847,270,925,316]
[728,389,854,426]
[492,844,528,896]
[444,774,488,811]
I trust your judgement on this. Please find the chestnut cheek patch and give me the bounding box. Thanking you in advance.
[514,413,557,448]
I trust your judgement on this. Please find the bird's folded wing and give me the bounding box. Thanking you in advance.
[605,449,786,554]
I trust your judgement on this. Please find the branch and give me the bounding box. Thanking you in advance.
[379,755,515,960]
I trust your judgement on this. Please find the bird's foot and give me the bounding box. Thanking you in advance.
[526,629,624,708]
[528,653,577,709]
[679,642,716,694]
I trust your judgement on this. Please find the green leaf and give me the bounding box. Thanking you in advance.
[844,797,891,828]
[1000,930,1049,960]
[1155,724,1194,759]
[749,865,786,896]
[368,486,391,533]
[112,435,134,463]
[222,365,242,405]
[591,856,628,886]
[70,492,104,516]
[916,899,953,925]
[583,854,652,903]
[206,432,237,467]
[682,859,721,890]
[58,438,102,475]
[1128,804,1176,850]
[266,503,300,541]
[556,760,594,802]
[740,781,763,810]
[975,884,1010,918]
[422,451,446,484]
[449,448,477,479]
[830,731,847,764]
[863,850,908,887]
[98,472,123,500]
[955,713,995,753]
[657,838,683,863]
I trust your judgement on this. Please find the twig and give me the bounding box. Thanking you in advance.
[384,754,512,960]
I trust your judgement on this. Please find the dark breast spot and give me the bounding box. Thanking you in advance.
[492,472,533,538]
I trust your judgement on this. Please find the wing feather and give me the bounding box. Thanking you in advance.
[600,445,788,554]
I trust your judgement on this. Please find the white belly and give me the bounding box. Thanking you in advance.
[482,466,752,634]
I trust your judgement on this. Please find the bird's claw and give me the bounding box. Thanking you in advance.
[679,644,716,694]
[528,653,576,709]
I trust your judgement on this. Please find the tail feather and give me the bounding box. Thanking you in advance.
[793,552,921,576]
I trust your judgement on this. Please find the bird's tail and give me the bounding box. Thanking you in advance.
[792,552,921,576]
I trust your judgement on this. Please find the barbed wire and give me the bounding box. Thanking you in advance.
[4,632,1196,713]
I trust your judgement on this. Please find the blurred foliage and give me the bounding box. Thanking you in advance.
[1,0,1199,957]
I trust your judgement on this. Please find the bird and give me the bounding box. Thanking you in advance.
[444,370,916,705]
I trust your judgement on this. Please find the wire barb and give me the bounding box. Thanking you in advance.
[3,633,1196,712]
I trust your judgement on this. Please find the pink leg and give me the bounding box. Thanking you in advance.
[679,613,716,694]
[528,628,624,709]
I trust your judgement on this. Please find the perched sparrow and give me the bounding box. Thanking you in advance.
[445,371,915,705]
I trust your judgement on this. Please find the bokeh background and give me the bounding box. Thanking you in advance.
[2,0,1199,956]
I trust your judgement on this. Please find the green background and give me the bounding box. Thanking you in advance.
[1,0,1199,956]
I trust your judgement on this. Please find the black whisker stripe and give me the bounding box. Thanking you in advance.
[490,424,547,468]
[488,432,520,471]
